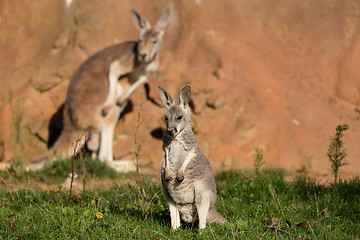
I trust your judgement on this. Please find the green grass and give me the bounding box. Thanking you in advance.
[0,158,123,183]
[1,169,360,239]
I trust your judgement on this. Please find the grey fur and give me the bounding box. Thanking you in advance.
[159,86,228,230]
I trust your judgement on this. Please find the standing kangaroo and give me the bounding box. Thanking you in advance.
[159,86,228,230]
[53,9,170,163]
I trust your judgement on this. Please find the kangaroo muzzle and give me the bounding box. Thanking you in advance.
[166,128,177,136]
[139,52,147,61]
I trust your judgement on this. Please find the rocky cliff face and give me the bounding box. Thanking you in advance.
[1,0,359,179]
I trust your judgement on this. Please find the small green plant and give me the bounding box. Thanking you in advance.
[327,124,349,183]
[253,147,265,177]
[132,103,151,212]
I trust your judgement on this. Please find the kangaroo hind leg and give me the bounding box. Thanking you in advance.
[98,105,121,163]
[167,199,180,230]
[87,132,100,159]
[195,184,212,229]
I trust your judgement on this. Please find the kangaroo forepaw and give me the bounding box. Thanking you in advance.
[116,98,128,107]
[165,175,173,182]
[176,170,184,182]
[101,106,111,117]
[165,169,174,182]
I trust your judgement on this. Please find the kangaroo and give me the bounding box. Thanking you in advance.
[52,9,170,163]
[159,86,228,230]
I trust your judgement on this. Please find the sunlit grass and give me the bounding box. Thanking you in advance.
[1,169,359,239]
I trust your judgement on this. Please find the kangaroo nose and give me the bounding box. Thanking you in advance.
[140,53,147,60]
[166,128,177,136]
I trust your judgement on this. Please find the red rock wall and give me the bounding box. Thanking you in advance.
[1,0,360,178]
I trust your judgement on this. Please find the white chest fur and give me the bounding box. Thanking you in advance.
[163,140,197,204]
[145,60,158,73]
[165,140,183,168]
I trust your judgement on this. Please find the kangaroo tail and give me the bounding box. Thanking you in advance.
[207,208,228,224]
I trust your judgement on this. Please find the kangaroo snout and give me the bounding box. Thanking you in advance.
[139,52,147,61]
[166,128,177,136]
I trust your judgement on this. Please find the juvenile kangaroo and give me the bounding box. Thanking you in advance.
[53,9,170,163]
[159,86,228,230]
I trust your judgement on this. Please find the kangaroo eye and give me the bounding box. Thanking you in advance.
[164,116,168,121]
[176,116,183,120]
[152,40,158,44]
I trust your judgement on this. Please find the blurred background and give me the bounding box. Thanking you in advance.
[0,0,359,181]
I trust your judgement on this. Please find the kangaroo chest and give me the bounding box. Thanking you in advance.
[130,60,158,83]
[115,61,158,101]
[121,65,155,87]
[163,140,195,204]
[165,140,188,170]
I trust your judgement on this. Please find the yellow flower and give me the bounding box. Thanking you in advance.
[72,195,82,202]
[96,212,103,219]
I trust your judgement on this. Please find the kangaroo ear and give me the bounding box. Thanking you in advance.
[159,86,174,108]
[179,86,191,109]
[131,9,150,30]
[155,8,170,31]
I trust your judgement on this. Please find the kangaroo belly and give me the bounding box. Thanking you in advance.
[166,180,195,204]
